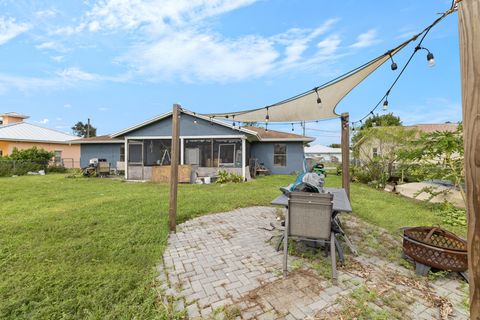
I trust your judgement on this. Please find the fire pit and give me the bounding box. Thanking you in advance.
[402,226,467,274]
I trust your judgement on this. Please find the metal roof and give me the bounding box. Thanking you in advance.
[0,122,78,143]
[304,145,342,154]
[0,112,29,119]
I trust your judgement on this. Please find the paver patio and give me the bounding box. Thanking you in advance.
[157,207,469,319]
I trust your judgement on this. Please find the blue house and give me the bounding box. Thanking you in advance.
[73,110,314,180]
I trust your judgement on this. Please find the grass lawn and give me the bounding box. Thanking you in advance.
[0,173,466,319]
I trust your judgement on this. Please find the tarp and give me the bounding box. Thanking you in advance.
[204,39,413,122]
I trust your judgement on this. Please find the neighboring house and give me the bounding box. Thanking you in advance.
[72,110,314,180]
[0,112,80,167]
[354,123,458,165]
[304,145,343,163]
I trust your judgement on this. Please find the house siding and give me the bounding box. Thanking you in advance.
[250,142,304,174]
[123,114,244,137]
[80,143,123,168]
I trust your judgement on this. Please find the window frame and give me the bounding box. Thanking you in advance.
[273,143,287,167]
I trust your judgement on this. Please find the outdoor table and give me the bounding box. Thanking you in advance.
[271,187,358,259]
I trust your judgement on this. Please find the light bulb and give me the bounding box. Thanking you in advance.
[383,100,388,111]
[427,52,435,67]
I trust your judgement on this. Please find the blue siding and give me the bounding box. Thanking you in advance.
[250,142,305,174]
[123,114,243,137]
[80,143,123,168]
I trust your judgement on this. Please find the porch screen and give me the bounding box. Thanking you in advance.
[128,143,143,164]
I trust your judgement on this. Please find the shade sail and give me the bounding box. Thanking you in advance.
[203,39,414,122]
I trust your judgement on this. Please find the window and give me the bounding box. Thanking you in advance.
[218,144,235,167]
[273,144,287,167]
[0,149,3,157]
[54,150,62,163]
[120,145,125,161]
[372,147,378,157]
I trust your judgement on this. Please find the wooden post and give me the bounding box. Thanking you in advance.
[458,1,480,317]
[341,113,350,199]
[168,104,181,233]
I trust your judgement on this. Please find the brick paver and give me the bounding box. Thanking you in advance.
[157,207,469,319]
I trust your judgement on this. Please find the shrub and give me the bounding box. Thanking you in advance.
[216,170,244,184]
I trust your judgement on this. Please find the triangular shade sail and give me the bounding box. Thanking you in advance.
[204,40,413,122]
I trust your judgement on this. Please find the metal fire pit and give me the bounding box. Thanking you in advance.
[402,226,467,272]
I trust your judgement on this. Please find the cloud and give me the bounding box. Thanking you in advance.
[98,107,109,111]
[64,103,72,108]
[35,9,58,19]
[350,29,380,49]
[395,98,462,125]
[57,67,100,81]
[35,118,49,124]
[0,17,29,45]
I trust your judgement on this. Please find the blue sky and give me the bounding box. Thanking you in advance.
[0,0,461,145]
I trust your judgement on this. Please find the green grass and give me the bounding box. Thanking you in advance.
[328,176,467,237]
[0,173,466,319]
[0,174,292,319]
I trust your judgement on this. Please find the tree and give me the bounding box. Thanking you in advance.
[360,113,402,130]
[8,146,54,161]
[352,126,419,187]
[352,113,402,146]
[398,123,465,204]
[72,121,97,138]
[329,143,341,148]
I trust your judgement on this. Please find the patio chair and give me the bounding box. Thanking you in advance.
[283,192,338,283]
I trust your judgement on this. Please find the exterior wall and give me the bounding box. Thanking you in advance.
[0,140,81,167]
[80,143,123,168]
[250,142,305,174]
[1,116,24,125]
[123,114,243,137]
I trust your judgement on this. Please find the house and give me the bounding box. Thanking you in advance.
[73,110,314,180]
[304,145,343,163]
[0,112,80,167]
[353,123,459,165]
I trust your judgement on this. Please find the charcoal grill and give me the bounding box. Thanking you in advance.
[402,226,468,278]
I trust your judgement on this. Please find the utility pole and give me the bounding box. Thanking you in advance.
[458,0,480,317]
[87,118,91,138]
[168,104,181,233]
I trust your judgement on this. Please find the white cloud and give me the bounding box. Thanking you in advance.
[64,103,72,108]
[0,17,29,45]
[394,98,462,125]
[57,67,100,81]
[56,117,62,121]
[51,55,64,62]
[35,118,49,124]
[350,29,380,49]
[35,9,58,19]
[316,34,342,56]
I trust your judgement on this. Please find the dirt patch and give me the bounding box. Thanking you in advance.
[228,269,325,316]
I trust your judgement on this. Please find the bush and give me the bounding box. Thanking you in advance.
[216,170,244,184]
[47,164,67,173]
[0,147,54,177]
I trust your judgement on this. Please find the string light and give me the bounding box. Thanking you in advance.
[383,99,389,111]
[389,52,398,71]
[315,88,322,104]
[193,112,198,124]
[416,46,435,67]
[232,115,236,127]
[265,107,270,122]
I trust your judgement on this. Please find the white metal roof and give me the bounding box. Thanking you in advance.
[0,122,78,143]
[304,145,342,154]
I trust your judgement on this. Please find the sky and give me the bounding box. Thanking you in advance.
[0,0,462,145]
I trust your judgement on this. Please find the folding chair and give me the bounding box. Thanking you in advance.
[283,192,337,283]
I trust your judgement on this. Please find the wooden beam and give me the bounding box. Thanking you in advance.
[341,113,350,199]
[168,104,181,233]
[458,1,480,317]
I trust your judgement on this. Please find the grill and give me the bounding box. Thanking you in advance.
[402,226,467,272]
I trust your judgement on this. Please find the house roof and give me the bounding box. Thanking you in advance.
[70,135,124,144]
[404,123,459,133]
[0,122,78,143]
[304,144,341,154]
[0,112,29,119]
[243,126,314,142]
[105,110,312,142]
